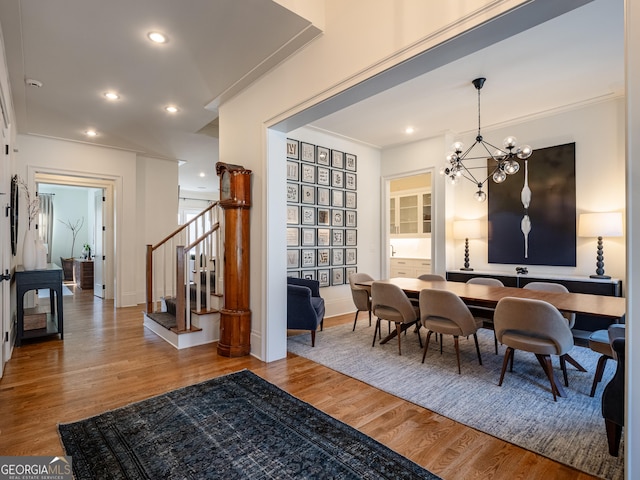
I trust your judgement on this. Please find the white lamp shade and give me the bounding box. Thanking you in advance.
[453,219,483,240]
[578,212,623,238]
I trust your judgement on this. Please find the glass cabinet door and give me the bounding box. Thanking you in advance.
[422,193,431,233]
[390,197,397,234]
[398,195,418,234]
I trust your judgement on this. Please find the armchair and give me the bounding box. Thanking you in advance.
[602,324,625,456]
[287,277,325,347]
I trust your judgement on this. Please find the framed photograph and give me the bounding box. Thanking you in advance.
[345,210,357,227]
[332,248,344,266]
[345,153,357,172]
[317,187,330,206]
[345,172,357,190]
[286,161,299,181]
[331,268,344,286]
[286,227,299,246]
[331,189,344,207]
[301,206,315,225]
[318,269,330,287]
[287,270,300,279]
[332,229,344,246]
[345,191,357,209]
[345,229,357,246]
[345,266,357,280]
[301,185,315,204]
[287,183,299,203]
[301,142,315,163]
[317,228,330,246]
[287,138,299,159]
[332,209,344,227]
[317,208,330,226]
[331,170,344,188]
[317,167,330,186]
[286,205,299,225]
[301,228,315,246]
[331,149,344,169]
[301,270,316,281]
[345,248,357,265]
[317,248,330,267]
[287,249,300,269]
[317,146,330,166]
[301,249,316,268]
[301,163,315,184]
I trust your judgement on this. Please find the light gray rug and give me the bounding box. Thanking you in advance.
[288,322,624,480]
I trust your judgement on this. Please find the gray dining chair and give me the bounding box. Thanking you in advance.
[371,281,422,355]
[494,297,581,401]
[348,272,374,331]
[417,274,445,281]
[419,288,483,374]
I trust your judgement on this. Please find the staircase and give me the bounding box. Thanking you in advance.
[143,202,223,349]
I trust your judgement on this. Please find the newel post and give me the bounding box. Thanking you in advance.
[216,162,252,357]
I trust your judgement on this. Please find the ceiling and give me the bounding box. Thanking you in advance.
[0,1,623,193]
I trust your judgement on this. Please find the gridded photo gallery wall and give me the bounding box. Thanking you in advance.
[286,138,357,287]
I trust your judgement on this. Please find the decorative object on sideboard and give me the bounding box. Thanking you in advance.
[82,243,92,260]
[440,78,532,202]
[515,266,528,275]
[453,219,482,271]
[578,212,623,279]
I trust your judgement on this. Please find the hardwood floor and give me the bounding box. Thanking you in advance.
[0,287,598,479]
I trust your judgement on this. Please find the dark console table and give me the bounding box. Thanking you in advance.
[14,264,64,346]
[446,270,623,345]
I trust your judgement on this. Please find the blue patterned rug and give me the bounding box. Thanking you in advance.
[58,370,439,479]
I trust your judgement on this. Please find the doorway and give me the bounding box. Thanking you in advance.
[34,173,115,302]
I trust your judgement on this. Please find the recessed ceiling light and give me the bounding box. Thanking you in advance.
[147,32,167,44]
[405,127,415,134]
[199,172,205,178]
[165,105,178,113]
[85,129,98,137]
[104,92,120,100]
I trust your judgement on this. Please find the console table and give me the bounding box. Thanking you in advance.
[446,270,623,345]
[14,264,64,346]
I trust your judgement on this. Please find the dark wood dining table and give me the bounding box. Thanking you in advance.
[357,277,626,320]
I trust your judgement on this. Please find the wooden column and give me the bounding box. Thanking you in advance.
[216,162,252,357]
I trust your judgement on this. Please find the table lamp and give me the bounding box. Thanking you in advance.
[453,219,482,271]
[578,212,623,279]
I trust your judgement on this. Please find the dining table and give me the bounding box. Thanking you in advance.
[357,277,627,320]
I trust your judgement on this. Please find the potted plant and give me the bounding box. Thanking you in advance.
[82,243,92,259]
[59,217,84,280]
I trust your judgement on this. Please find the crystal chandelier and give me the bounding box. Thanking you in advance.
[440,78,532,202]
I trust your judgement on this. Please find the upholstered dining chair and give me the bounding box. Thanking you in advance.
[348,272,374,331]
[371,281,422,355]
[419,288,483,374]
[494,297,580,401]
[588,321,625,397]
[417,274,445,281]
[466,277,504,354]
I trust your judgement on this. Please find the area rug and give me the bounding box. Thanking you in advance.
[58,370,440,480]
[288,323,624,480]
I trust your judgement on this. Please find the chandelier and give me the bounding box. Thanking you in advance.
[440,78,532,202]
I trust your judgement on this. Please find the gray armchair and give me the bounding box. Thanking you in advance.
[287,277,325,346]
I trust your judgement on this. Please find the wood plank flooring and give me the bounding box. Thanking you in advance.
[0,286,599,479]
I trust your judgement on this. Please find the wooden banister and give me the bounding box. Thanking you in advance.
[151,202,218,251]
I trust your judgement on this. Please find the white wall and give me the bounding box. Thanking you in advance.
[286,126,382,316]
[381,98,626,283]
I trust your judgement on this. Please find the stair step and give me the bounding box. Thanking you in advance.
[192,308,220,315]
[170,325,203,335]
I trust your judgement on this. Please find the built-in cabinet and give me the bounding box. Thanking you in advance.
[390,258,431,278]
[390,189,431,237]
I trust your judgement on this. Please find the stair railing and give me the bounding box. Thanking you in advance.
[146,202,223,332]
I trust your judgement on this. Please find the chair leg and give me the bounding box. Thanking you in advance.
[563,353,587,372]
[368,309,372,327]
[498,347,514,386]
[415,323,423,349]
[422,330,433,363]
[372,319,380,347]
[493,331,498,355]
[590,354,611,397]
[396,322,403,355]
[559,355,569,387]
[352,310,360,331]
[454,336,461,374]
[537,354,559,401]
[473,333,482,366]
[311,330,316,347]
[605,418,622,457]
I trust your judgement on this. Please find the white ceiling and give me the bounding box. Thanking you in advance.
[0,0,623,193]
